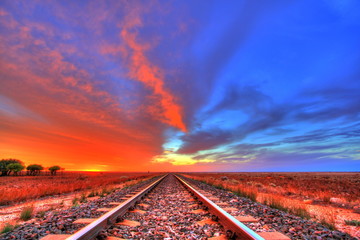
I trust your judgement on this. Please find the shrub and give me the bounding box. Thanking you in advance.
[7,163,25,176]
[48,166,61,176]
[100,187,114,196]
[264,197,288,212]
[345,220,360,226]
[322,195,331,203]
[0,159,23,176]
[87,190,97,197]
[80,193,87,203]
[213,183,225,190]
[220,176,229,181]
[72,197,79,206]
[263,196,311,220]
[26,164,44,176]
[321,217,336,230]
[20,206,34,221]
[290,206,311,219]
[235,188,257,202]
[1,223,16,234]
[77,175,87,181]
[37,210,46,218]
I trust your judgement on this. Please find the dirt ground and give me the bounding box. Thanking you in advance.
[185,172,360,238]
[0,176,152,230]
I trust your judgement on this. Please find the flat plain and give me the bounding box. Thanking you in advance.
[184,172,360,238]
[1,172,359,238]
[0,171,155,206]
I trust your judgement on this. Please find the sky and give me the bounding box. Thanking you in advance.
[0,1,360,172]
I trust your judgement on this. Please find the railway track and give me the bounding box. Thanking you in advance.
[41,174,289,240]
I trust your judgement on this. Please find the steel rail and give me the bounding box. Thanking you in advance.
[65,174,168,240]
[175,175,265,240]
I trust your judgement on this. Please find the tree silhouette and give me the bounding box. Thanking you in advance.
[0,159,23,176]
[48,165,61,176]
[26,164,44,176]
[7,163,25,176]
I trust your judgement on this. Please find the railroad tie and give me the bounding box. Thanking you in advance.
[96,207,112,212]
[40,235,71,240]
[258,232,291,240]
[72,218,96,224]
[108,202,122,205]
[235,215,259,223]
[115,219,141,227]
[129,208,146,214]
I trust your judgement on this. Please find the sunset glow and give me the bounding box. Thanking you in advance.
[0,1,359,172]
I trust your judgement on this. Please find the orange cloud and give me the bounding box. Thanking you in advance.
[0,9,166,171]
[119,9,187,132]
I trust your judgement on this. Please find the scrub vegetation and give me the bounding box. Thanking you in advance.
[345,220,360,226]
[185,172,360,232]
[0,223,18,234]
[19,206,34,221]
[0,159,63,176]
[186,172,360,207]
[0,172,155,206]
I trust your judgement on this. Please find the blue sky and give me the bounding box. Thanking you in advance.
[0,1,359,171]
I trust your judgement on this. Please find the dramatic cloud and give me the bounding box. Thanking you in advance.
[119,8,187,132]
[0,1,359,171]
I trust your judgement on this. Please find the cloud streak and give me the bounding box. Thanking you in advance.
[1,1,359,171]
[0,3,167,171]
[119,6,187,132]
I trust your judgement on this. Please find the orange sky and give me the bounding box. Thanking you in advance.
[0,2,186,172]
[1,1,360,172]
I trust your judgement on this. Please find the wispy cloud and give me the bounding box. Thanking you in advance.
[0,4,167,170]
[1,1,359,171]
[118,6,187,132]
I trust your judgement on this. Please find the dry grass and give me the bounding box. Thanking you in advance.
[19,205,34,221]
[185,172,360,231]
[0,172,156,206]
[319,209,337,230]
[185,172,360,207]
[196,175,310,219]
[345,220,360,226]
[261,195,311,219]
[199,177,258,202]
[0,223,17,234]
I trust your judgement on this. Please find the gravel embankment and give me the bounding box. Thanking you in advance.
[183,175,357,240]
[1,174,357,240]
[0,177,159,240]
[107,174,225,239]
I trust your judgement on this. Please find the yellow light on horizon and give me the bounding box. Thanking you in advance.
[152,153,215,166]
[81,169,103,172]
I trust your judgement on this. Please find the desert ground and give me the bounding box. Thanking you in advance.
[1,172,359,238]
[184,172,360,238]
[0,172,155,230]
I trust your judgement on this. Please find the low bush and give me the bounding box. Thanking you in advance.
[79,193,87,203]
[235,188,257,202]
[20,206,34,221]
[87,190,97,197]
[321,218,336,230]
[1,223,17,234]
[345,220,360,226]
[291,206,311,219]
[72,197,79,206]
[37,210,46,218]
